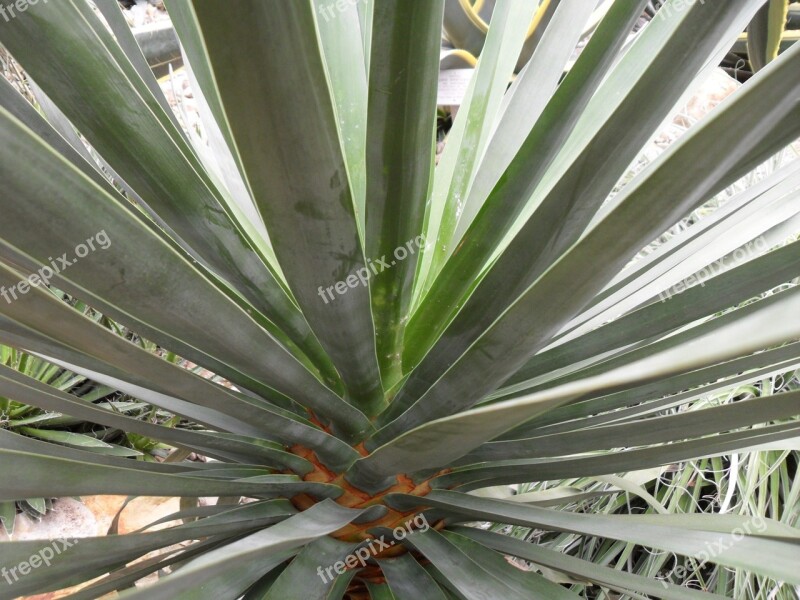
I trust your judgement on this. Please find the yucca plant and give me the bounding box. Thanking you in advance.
[1,0,800,598]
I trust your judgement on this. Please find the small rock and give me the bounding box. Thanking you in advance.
[674,68,740,129]
[0,498,96,541]
[115,496,181,534]
[81,495,128,535]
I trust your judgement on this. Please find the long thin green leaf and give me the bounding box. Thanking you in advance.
[377,33,800,444]
[118,501,366,600]
[502,240,800,393]
[0,1,321,374]
[350,287,800,489]
[0,502,293,599]
[454,527,728,600]
[748,0,790,70]
[505,341,800,437]
[435,422,800,489]
[265,537,358,600]
[446,0,592,252]
[388,491,800,584]
[0,260,364,463]
[0,107,371,440]
[439,529,581,599]
[461,389,800,463]
[0,447,339,501]
[401,0,651,373]
[379,554,449,600]
[365,0,443,386]
[399,528,536,600]
[189,0,384,416]
[557,161,800,342]
[416,0,539,299]
[0,364,313,471]
[314,0,368,241]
